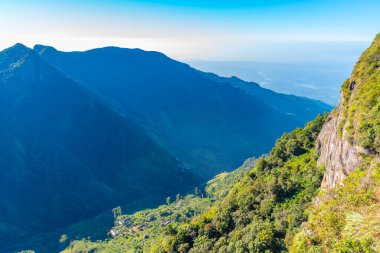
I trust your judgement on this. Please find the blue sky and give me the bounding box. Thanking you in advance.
[0,0,379,62]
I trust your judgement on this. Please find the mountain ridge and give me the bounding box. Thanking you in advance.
[199,71,332,123]
[0,43,197,251]
[35,44,331,178]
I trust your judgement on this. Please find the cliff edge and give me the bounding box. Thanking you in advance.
[316,34,380,190]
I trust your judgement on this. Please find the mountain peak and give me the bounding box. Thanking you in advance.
[0,43,45,82]
[0,43,36,72]
[33,44,58,55]
[9,43,29,50]
[2,43,31,55]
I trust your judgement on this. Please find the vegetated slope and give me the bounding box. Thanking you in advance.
[290,34,380,252]
[62,115,326,253]
[61,158,256,252]
[0,44,196,252]
[35,45,331,178]
[165,115,326,253]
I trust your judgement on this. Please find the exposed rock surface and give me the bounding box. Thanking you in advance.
[316,101,363,190]
[292,34,380,252]
[315,34,380,190]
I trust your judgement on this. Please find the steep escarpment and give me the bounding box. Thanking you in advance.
[315,100,363,190]
[291,35,380,252]
[316,34,380,190]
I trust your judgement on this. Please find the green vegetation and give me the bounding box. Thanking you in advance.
[62,195,213,253]
[205,158,257,201]
[290,159,380,252]
[62,115,325,253]
[62,156,254,252]
[339,34,380,151]
[290,34,380,253]
[164,115,326,253]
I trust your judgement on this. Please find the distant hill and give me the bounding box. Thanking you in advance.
[35,45,332,178]
[199,72,332,123]
[0,44,196,250]
[189,60,355,105]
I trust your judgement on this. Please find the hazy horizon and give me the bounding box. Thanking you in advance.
[1,0,378,63]
[188,60,355,105]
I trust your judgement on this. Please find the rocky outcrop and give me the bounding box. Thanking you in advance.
[292,34,380,253]
[315,91,372,190]
[316,111,361,190]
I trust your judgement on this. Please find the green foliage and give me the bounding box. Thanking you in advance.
[62,158,251,253]
[166,197,171,206]
[167,115,326,252]
[176,194,181,203]
[290,160,380,253]
[62,195,213,253]
[338,34,380,152]
[290,34,380,253]
[205,158,256,201]
[332,239,375,253]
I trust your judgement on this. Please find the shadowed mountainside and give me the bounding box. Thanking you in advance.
[35,45,332,178]
[0,44,196,250]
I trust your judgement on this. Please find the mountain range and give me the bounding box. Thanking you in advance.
[0,43,331,251]
[34,44,332,178]
[0,44,197,249]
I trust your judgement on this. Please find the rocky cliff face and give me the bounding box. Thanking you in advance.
[315,34,380,190]
[291,35,380,252]
[316,95,363,190]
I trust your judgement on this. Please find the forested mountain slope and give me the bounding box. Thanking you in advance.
[0,44,196,252]
[164,115,326,253]
[35,45,331,178]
